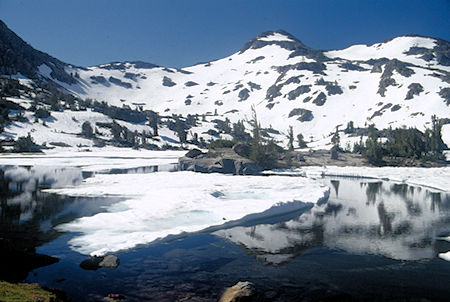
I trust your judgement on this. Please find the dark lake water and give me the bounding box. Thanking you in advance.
[1,165,449,301]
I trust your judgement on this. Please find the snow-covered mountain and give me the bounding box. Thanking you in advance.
[1,19,449,149]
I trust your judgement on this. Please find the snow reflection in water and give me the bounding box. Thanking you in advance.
[214,177,450,264]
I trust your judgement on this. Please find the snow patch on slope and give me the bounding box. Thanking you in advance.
[38,64,53,79]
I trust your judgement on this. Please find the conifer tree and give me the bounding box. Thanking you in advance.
[331,126,340,149]
[148,111,159,136]
[297,133,307,148]
[428,115,445,158]
[344,121,355,134]
[175,117,187,143]
[364,124,384,165]
[287,125,294,151]
[248,106,277,168]
[231,120,249,142]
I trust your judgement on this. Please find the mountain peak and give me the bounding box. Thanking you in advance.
[239,29,310,53]
[256,30,297,42]
[238,29,328,62]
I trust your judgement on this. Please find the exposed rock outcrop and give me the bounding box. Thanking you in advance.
[179,148,262,175]
[288,108,313,122]
[162,76,176,87]
[80,254,120,270]
[313,92,327,106]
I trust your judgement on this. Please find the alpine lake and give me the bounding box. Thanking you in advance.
[1,159,449,301]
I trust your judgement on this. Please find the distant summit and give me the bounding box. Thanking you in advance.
[240,30,309,52]
[240,30,327,61]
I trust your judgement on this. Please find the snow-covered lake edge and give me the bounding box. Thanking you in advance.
[1,149,448,257]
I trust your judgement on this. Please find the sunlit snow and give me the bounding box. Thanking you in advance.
[258,33,295,42]
[47,171,329,256]
[0,148,184,172]
[439,251,450,262]
[268,166,450,192]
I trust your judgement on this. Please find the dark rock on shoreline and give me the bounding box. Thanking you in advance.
[80,256,103,270]
[179,148,262,175]
[185,148,205,158]
[100,255,120,268]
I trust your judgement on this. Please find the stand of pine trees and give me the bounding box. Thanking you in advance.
[358,116,446,166]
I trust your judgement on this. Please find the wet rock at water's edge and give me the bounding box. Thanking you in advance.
[80,254,120,270]
[99,255,120,269]
[80,256,103,270]
[219,281,257,302]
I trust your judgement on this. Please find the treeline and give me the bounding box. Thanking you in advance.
[351,116,446,165]
[208,106,289,169]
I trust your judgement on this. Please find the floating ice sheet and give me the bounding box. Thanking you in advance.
[0,148,184,172]
[267,166,450,192]
[50,171,329,256]
[439,251,450,262]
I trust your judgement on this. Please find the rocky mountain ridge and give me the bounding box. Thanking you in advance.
[1,20,449,150]
[0,20,77,85]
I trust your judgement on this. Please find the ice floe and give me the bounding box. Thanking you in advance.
[439,251,450,262]
[0,148,184,172]
[49,171,329,256]
[267,166,450,192]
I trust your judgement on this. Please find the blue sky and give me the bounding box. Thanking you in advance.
[0,0,449,68]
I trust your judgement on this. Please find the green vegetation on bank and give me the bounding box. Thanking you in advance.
[208,106,287,169]
[0,281,65,302]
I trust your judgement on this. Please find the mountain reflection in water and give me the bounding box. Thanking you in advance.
[214,177,450,264]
